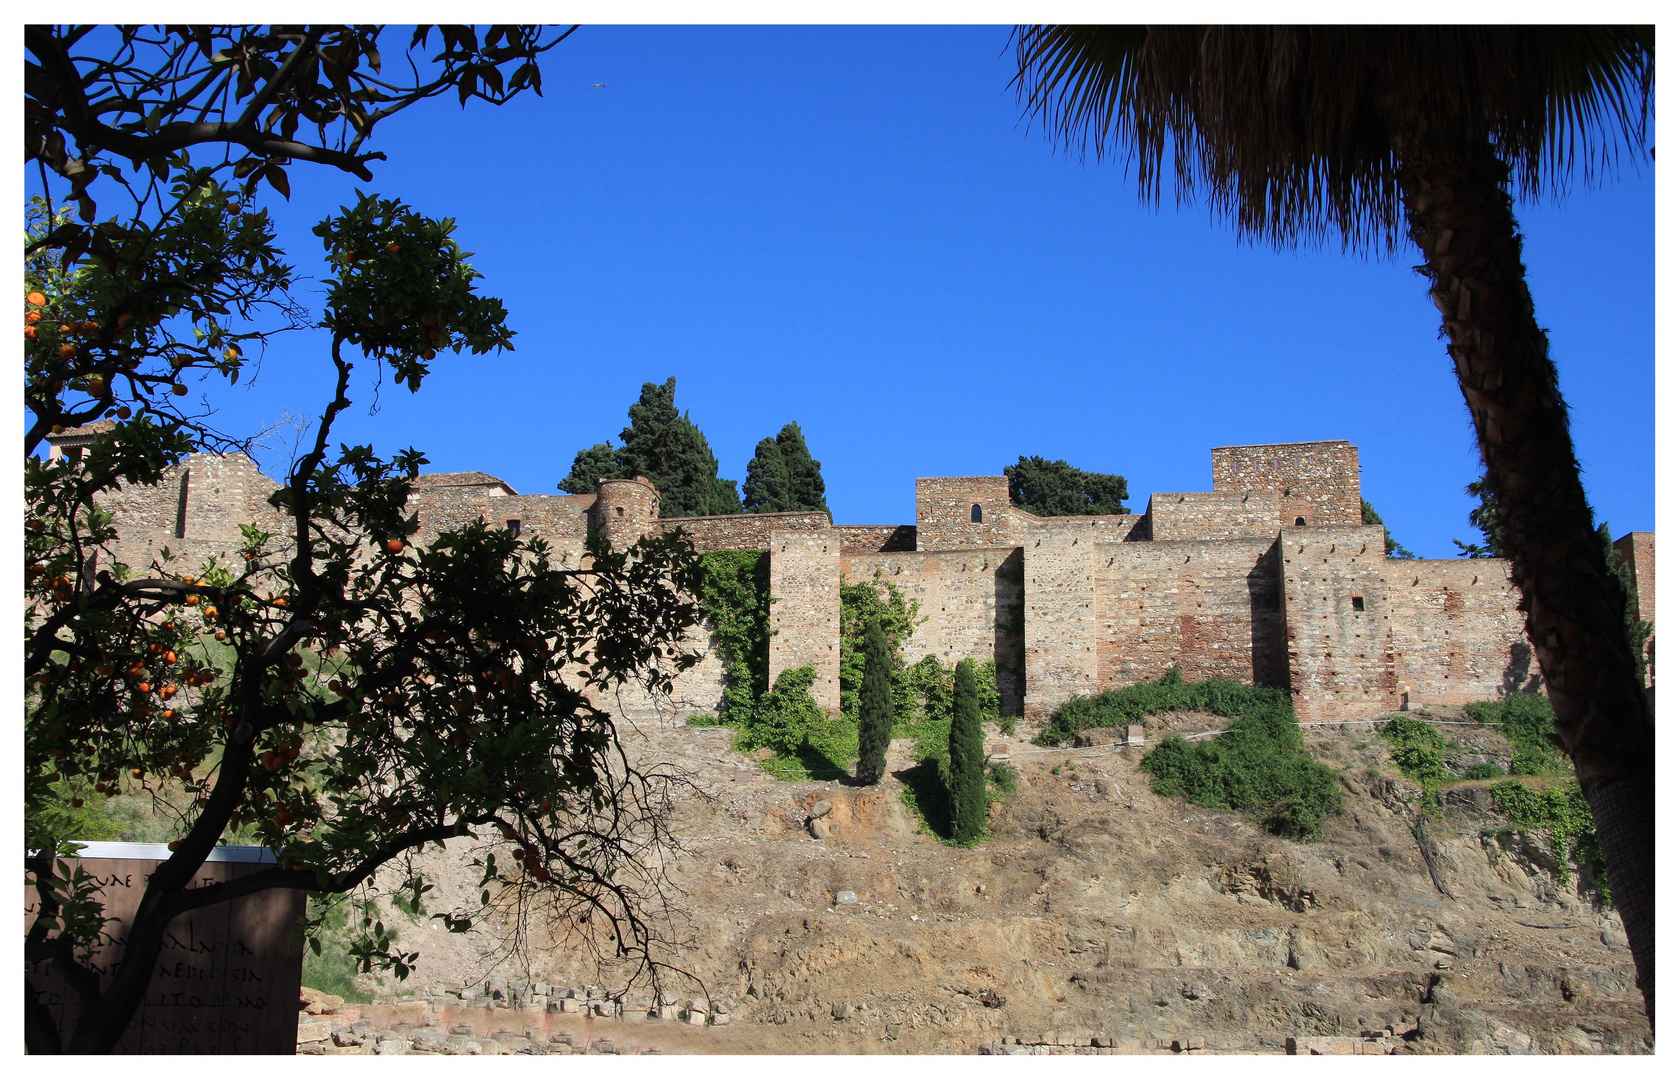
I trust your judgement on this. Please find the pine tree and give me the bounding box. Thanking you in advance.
[1360,498,1417,559]
[1453,478,1507,558]
[611,377,738,518]
[742,422,828,514]
[856,617,894,785]
[1005,456,1128,516]
[947,658,988,843]
[557,442,627,495]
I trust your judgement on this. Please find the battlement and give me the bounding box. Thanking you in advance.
[55,433,1608,725]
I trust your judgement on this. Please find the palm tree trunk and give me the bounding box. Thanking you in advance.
[1399,137,1655,1022]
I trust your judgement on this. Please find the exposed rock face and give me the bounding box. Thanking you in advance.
[336,715,1647,1055]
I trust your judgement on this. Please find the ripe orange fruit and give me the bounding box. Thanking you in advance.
[224,347,240,361]
[171,383,188,396]
[132,768,143,778]
[72,797,85,808]
[60,343,76,359]
[117,313,133,328]
[385,538,404,553]
[137,682,152,693]
[163,651,177,664]
[214,631,226,641]
[26,291,46,307]
[387,243,401,253]
[116,406,132,419]
[25,311,41,324]
[421,349,435,360]
[24,326,38,340]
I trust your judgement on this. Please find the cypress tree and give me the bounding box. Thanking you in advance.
[856,616,894,785]
[742,422,828,514]
[947,658,988,843]
[612,377,738,518]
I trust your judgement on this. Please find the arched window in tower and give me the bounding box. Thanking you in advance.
[971,503,983,523]
[1294,516,1306,527]
[174,470,191,539]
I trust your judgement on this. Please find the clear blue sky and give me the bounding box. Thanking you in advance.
[147,25,1655,557]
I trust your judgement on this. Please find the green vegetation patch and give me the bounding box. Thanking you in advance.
[1488,778,1609,905]
[1041,669,1341,840]
[1463,692,1568,777]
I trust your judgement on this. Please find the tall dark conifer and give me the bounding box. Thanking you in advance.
[743,422,828,514]
[947,658,988,843]
[856,617,894,785]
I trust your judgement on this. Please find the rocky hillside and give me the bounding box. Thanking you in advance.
[348,706,1649,1055]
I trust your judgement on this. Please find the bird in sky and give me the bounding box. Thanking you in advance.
[591,83,606,89]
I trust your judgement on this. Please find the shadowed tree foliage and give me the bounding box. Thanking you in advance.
[24,25,708,1055]
[1005,455,1129,516]
[742,422,829,515]
[1014,25,1655,1018]
[1360,499,1416,559]
[1453,477,1508,558]
[855,617,893,785]
[946,658,987,844]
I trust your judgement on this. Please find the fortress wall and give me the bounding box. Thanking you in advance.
[1212,441,1361,528]
[1386,559,1539,706]
[1094,536,1286,690]
[840,547,1025,716]
[662,511,832,552]
[1023,512,1145,541]
[410,489,592,547]
[1022,523,1099,723]
[1281,526,1397,721]
[834,524,917,555]
[768,530,841,713]
[915,476,1021,551]
[1144,491,1284,541]
[1614,532,1656,627]
[94,453,288,571]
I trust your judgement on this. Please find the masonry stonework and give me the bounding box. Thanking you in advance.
[56,428,1640,727]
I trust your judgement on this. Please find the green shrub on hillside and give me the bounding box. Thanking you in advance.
[1040,669,1341,840]
[1464,692,1568,776]
[1488,778,1609,904]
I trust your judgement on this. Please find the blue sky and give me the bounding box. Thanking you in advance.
[123,25,1655,557]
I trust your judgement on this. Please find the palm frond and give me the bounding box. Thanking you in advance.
[1013,25,1654,253]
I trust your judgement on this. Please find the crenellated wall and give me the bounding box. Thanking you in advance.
[59,430,1627,730]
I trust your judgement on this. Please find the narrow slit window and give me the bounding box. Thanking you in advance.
[506,519,522,538]
[1352,595,1365,612]
[970,503,983,523]
[174,470,190,539]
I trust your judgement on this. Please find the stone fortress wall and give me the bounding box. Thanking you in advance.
[52,430,1654,727]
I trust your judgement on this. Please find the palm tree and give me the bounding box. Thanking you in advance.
[1013,26,1655,1020]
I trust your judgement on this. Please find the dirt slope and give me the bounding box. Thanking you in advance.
[363,708,1649,1054]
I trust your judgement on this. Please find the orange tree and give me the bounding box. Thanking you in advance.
[24,25,705,1054]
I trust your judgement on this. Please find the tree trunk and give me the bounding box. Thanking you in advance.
[1399,138,1655,1023]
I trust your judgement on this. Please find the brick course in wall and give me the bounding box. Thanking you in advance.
[57,431,1637,730]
